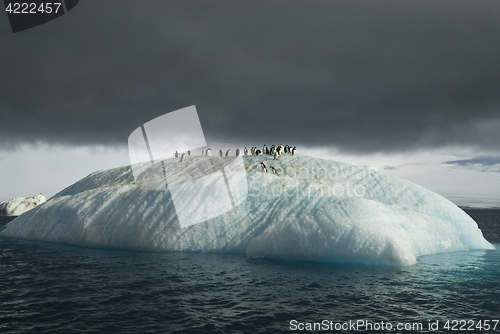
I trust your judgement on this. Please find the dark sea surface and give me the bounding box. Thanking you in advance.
[0,209,499,334]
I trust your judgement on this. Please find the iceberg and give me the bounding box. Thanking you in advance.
[0,194,46,216]
[0,155,493,266]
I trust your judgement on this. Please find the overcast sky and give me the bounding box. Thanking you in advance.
[1,0,500,204]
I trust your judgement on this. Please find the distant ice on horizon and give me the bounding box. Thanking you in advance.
[0,194,46,216]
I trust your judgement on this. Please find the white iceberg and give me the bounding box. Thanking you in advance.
[0,155,493,266]
[0,194,46,216]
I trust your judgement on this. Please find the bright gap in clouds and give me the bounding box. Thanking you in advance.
[0,145,129,201]
[0,144,499,208]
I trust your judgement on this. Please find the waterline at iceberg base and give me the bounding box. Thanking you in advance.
[0,155,493,266]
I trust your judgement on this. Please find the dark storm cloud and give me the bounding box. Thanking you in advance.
[1,0,500,153]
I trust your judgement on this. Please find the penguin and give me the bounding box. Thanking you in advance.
[219,149,223,157]
[201,148,206,156]
[180,153,186,162]
[270,146,276,156]
[236,148,240,156]
[251,147,256,155]
[256,149,262,155]
[285,145,290,154]
[188,150,191,156]
[270,166,277,175]
[274,151,280,160]
[260,162,267,173]
[174,150,179,158]
[225,149,230,157]
[263,145,268,155]
[244,147,248,155]
[206,148,211,156]
[292,147,296,155]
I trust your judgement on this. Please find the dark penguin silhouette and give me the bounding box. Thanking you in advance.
[260,162,267,173]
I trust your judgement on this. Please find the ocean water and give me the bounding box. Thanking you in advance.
[0,209,499,334]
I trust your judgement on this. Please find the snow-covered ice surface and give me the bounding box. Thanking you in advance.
[0,194,46,216]
[0,155,493,266]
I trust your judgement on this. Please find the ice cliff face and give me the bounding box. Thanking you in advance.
[0,155,493,266]
[0,194,46,216]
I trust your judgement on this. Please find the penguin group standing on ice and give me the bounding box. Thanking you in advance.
[176,146,245,160]
[247,143,296,176]
[259,162,278,175]
[244,144,296,159]
[175,143,296,165]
